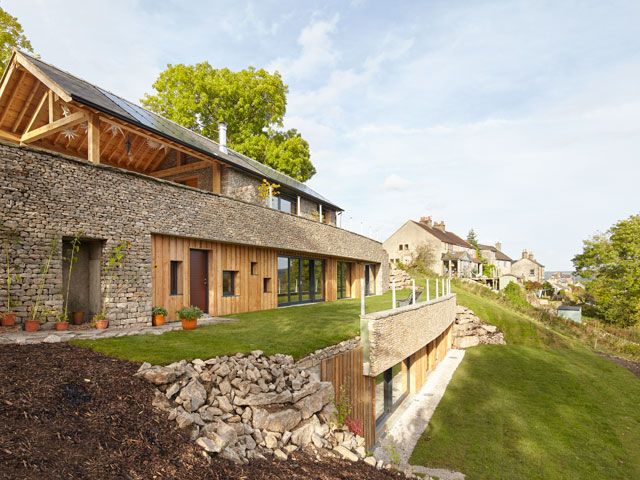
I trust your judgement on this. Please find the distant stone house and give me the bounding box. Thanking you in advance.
[383,217,480,277]
[0,50,388,327]
[511,250,545,283]
[478,242,513,277]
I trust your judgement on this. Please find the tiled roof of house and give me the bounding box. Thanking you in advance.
[412,221,474,249]
[478,244,513,262]
[22,52,341,211]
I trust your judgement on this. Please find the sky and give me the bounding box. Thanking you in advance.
[5,0,640,270]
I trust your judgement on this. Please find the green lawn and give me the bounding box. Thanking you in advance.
[410,284,640,480]
[73,290,402,365]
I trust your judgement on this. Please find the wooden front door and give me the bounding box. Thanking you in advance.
[189,249,208,313]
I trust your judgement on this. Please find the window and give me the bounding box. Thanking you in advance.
[263,277,272,293]
[404,244,409,250]
[375,359,410,426]
[222,271,237,297]
[250,261,258,275]
[398,245,403,251]
[337,261,351,299]
[170,261,182,295]
[529,269,535,276]
[277,255,325,306]
[271,194,295,214]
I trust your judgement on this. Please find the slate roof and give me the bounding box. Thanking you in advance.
[411,221,474,249]
[478,244,513,262]
[22,52,342,211]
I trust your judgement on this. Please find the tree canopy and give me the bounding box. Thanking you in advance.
[466,229,478,247]
[0,7,34,72]
[573,214,640,326]
[142,62,316,182]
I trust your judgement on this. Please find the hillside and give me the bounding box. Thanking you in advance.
[410,282,640,480]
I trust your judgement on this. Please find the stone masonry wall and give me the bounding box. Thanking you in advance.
[221,166,266,206]
[0,144,388,327]
[362,294,456,377]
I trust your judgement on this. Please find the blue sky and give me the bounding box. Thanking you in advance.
[6,0,640,269]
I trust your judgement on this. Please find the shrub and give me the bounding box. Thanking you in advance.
[344,417,364,437]
[152,306,168,316]
[176,306,203,321]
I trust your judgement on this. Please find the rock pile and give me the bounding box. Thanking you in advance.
[389,267,412,289]
[453,306,506,348]
[135,351,381,467]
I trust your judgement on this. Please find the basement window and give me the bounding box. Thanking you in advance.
[223,271,237,297]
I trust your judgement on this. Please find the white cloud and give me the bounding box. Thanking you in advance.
[383,174,412,191]
[268,14,339,79]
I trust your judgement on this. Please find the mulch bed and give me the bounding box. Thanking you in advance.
[0,344,407,480]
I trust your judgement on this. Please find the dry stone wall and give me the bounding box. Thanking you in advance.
[0,143,387,326]
[363,295,456,376]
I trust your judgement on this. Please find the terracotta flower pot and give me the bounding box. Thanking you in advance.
[180,318,197,330]
[95,319,109,330]
[24,320,40,332]
[152,314,166,327]
[72,311,85,325]
[1,312,16,327]
[54,322,69,331]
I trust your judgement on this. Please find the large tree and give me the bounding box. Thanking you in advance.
[142,63,316,182]
[0,7,34,72]
[573,214,640,326]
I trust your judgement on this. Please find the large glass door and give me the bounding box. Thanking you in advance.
[277,256,325,306]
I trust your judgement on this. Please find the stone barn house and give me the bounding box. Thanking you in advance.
[511,250,545,284]
[0,50,388,327]
[383,216,480,278]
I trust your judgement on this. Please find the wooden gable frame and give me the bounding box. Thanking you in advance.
[0,50,223,193]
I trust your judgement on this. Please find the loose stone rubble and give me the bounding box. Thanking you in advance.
[136,350,388,469]
[453,306,506,348]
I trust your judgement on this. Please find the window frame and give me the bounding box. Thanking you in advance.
[170,260,182,296]
[222,270,237,297]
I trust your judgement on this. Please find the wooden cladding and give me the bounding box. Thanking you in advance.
[407,324,453,394]
[152,234,370,319]
[321,324,454,447]
[320,347,376,448]
[151,235,278,320]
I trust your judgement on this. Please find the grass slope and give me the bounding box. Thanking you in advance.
[410,285,640,480]
[73,290,399,365]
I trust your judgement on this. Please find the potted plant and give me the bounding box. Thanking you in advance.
[72,311,85,325]
[1,225,21,327]
[152,306,168,326]
[92,311,108,330]
[54,311,69,331]
[24,309,42,332]
[62,232,82,326]
[176,305,202,330]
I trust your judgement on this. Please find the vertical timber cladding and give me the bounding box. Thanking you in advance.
[151,235,363,319]
[151,234,278,320]
[320,347,376,448]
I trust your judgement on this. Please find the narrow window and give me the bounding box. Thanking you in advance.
[530,269,535,276]
[251,261,258,275]
[223,271,237,297]
[263,277,272,293]
[404,244,409,250]
[170,261,182,295]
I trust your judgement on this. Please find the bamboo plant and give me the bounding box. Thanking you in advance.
[60,232,82,324]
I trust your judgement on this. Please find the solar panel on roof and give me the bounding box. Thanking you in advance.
[23,53,341,210]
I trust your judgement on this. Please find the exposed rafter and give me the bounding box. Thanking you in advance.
[21,111,87,144]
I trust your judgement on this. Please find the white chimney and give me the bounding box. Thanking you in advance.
[218,122,228,154]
